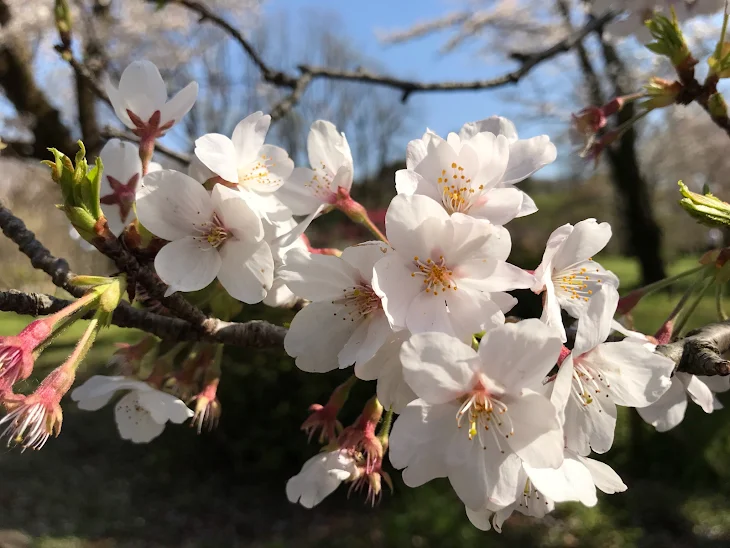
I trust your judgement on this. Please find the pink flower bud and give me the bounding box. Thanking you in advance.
[301,376,356,444]
[190,377,221,434]
[338,397,384,473]
[0,318,53,394]
[0,361,75,451]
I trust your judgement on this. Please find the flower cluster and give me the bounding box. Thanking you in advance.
[8,57,721,533]
[273,116,678,529]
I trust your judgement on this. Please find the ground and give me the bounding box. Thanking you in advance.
[0,256,728,547]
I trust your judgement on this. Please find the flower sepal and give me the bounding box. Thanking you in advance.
[45,141,105,238]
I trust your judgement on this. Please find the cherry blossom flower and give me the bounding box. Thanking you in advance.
[637,373,730,432]
[281,241,394,373]
[71,375,193,444]
[466,450,626,532]
[397,117,555,224]
[372,194,534,341]
[533,219,620,342]
[277,120,353,236]
[550,286,674,455]
[98,139,142,236]
[457,116,557,217]
[286,449,357,508]
[135,170,274,303]
[105,60,198,138]
[389,320,564,510]
[395,127,521,225]
[194,111,294,218]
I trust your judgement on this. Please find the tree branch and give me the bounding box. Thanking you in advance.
[0,203,287,348]
[0,199,213,331]
[0,203,84,298]
[657,321,730,376]
[154,0,297,88]
[300,8,610,103]
[162,0,614,109]
[0,289,287,348]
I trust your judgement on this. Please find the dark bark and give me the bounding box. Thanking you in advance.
[0,1,76,159]
[600,38,667,284]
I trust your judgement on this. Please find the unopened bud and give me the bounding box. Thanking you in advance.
[643,78,682,109]
[678,180,730,228]
[45,142,104,234]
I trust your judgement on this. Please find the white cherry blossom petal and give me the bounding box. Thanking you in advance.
[136,170,213,241]
[284,302,359,373]
[194,133,239,183]
[159,81,198,127]
[217,239,274,304]
[636,377,688,432]
[211,184,264,242]
[231,111,271,166]
[155,236,220,295]
[117,60,167,122]
[477,319,563,392]
[401,332,477,404]
[114,392,166,443]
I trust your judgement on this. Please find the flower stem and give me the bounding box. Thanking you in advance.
[359,214,388,243]
[336,194,389,244]
[639,265,706,295]
[673,277,714,339]
[717,282,728,321]
[139,136,156,176]
[65,318,100,376]
[45,290,99,330]
[377,405,394,451]
[662,275,706,331]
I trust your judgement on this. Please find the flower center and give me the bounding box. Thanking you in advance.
[456,391,513,452]
[436,163,483,214]
[238,152,278,189]
[518,479,550,515]
[198,214,230,249]
[553,259,606,303]
[334,283,382,320]
[570,358,611,407]
[411,255,457,296]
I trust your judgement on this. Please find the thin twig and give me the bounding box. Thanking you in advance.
[300,10,612,103]
[153,0,297,88]
[269,73,313,121]
[163,0,614,108]
[55,47,113,109]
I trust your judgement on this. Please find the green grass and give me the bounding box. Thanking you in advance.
[0,255,728,547]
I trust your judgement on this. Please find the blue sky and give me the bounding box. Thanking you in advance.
[264,0,539,140]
